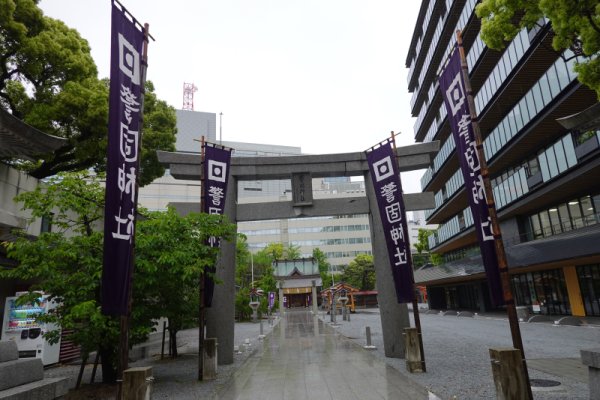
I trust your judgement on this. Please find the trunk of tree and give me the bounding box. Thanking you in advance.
[99,345,117,383]
[169,329,178,358]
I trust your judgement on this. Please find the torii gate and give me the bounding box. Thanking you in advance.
[157,140,439,364]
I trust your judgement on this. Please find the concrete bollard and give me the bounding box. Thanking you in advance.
[489,348,529,399]
[581,348,600,399]
[403,328,424,373]
[363,326,376,350]
[121,366,153,400]
[203,338,218,380]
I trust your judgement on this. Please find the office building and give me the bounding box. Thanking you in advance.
[408,0,600,316]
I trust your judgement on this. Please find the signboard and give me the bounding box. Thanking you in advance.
[292,173,313,206]
[102,1,146,316]
[203,143,232,307]
[438,45,504,307]
[365,140,414,303]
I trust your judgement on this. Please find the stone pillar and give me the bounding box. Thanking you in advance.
[581,348,600,399]
[202,338,218,380]
[489,348,529,399]
[206,177,237,365]
[311,280,318,314]
[121,367,152,400]
[364,172,410,358]
[279,286,285,316]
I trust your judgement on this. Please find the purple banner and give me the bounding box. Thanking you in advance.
[203,143,232,307]
[438,45,504,307]
[268,292,275,309]
[366,140,414,303]
[101,2,145,316]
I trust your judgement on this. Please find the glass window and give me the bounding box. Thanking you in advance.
[593,194,600,220]
[546,147,559,178]
[508,43,518,66]
[514,103,524,131]
[555,60,571,88]
[558,204,571,231]
[525,92,536,123]
[547,64,561,97]
[581,195,595,224]
[539,211,552,236]
[531,84,543,114]
[548,207,561,234]
[507,110,517,136]
[539,73,552,104]
[562,135,578,167]
[569,199,584,228]
[530,214,542,239]
[553,140,568,173]
[519,100,530,125]
[539,151,550,181]
[528,157,540,176]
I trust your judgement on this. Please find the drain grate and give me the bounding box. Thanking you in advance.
[530,379,561,388]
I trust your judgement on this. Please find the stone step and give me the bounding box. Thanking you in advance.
[0,358,43,391]
[0,377,69,400]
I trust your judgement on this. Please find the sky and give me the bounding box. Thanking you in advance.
[38,0,424,192]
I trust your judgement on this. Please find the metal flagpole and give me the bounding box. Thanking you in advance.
[198,135,206,381]
[390,131,426,373]
[456,30,532,399]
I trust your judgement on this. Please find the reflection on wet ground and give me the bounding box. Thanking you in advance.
[217,309,431,400]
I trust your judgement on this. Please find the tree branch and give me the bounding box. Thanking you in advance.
[585,10,600,35]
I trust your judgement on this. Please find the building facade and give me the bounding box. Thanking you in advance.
[408,0,600,316]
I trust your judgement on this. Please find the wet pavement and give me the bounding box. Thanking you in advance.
[217,309,433,400]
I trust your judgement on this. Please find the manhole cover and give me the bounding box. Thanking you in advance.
[530,379,561,387]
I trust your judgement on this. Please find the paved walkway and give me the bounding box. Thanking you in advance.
[217,309,434,400]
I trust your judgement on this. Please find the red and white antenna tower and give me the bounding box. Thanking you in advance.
[182,82,198,111]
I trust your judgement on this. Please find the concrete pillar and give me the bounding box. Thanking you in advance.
[581,348,600,399]
[364,172,410,358]
[206,177,237,365]
[311,280,318,314]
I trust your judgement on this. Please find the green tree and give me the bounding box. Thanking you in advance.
[1,172,236,379]
[135,207,236,357]
[284,243,302,259]
[415,228,433,254]
[341,254,376,291]
[313,248,334,288]
[476,0,600,97]
[0,1,176,183]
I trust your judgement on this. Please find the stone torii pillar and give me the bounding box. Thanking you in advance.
[205,176,238,365]
[364,171,410,358]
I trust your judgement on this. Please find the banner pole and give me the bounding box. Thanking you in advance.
[115,19,150,400]
[390,131,426,373]
[456,30,532,399]
[198,135,206,381]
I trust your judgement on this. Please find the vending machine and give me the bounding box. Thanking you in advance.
[1,293,61,365]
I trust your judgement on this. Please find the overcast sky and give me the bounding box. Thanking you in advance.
[39,0,424,192]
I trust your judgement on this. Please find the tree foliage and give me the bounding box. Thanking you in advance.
[1,171,236,379]
[414,228,433,255]
[313,247,334,288]
[341,254,375,291]
[0,0,176,184]
[476,0,600,97]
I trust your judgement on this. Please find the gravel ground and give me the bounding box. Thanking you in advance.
[328,308,599,400]
[44,317,279,399]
